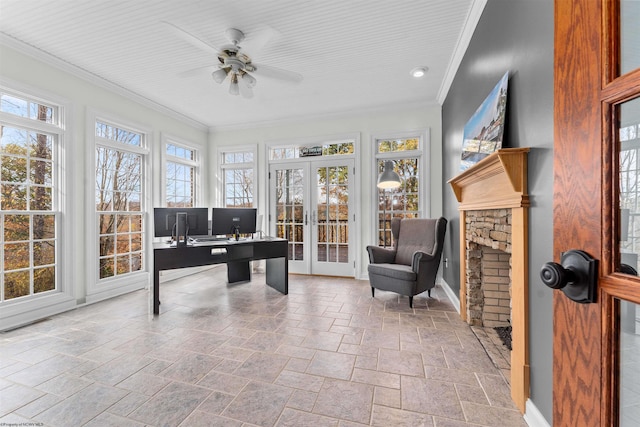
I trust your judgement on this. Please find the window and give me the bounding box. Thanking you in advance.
[375,136,422,246]
[269,140,354,160]
[166,142,197,208]
[95,120,145,280]
[1,90,59,301]
[220,149,255,207]
[620,121,640,257]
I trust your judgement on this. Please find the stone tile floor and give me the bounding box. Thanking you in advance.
[0,267,528,426]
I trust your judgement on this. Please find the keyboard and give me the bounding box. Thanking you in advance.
[189,236,229,243]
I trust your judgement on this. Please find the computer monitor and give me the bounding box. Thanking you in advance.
[211,207,257,239]
[153,208,209,244]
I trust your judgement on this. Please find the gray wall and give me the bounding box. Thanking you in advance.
[441,0,554,422]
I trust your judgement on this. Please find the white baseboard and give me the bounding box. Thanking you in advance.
[524,399,551,427]
[0,293,76,332]
[439,278,461,314]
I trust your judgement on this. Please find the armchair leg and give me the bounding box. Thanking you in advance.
[428,289,431,297]
[371,287,375,298]
[409,296,413,308]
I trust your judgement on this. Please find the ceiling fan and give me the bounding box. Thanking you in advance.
[163,21,303,99]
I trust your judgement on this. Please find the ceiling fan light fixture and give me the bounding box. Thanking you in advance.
[410,66,428,78]
[165,22,303,98]
[212,68,228,84]
[241,72,257,88]
[229,73,240,96]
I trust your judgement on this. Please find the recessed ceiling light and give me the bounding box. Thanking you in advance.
[410,66,428,78]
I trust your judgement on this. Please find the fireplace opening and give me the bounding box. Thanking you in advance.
[464,210,513,379]
[466,244,512,328]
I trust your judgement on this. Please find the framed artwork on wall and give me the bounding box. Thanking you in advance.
[460,71,509,171]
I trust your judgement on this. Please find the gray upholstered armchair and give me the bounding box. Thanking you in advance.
[367,217,447,307]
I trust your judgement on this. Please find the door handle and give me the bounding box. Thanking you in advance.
[305,212,308,225]
[540,249,598,304]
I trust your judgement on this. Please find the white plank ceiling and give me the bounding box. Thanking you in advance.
[0,0,476,128]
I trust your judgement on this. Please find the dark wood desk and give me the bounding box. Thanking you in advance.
[152,238,288,314]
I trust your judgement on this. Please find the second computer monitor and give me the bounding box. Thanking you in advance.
[153,207,209,238]
[211,207,257,236]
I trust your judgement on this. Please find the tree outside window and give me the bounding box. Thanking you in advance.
[1,92,58,301]
[95,121,144,280]
[376,137,421,246]
[166,142,197,208]
[221,149,254,208]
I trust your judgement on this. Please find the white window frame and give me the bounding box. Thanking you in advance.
[0,79,75,331]
[86,109,151,304]
[161,134,201,208]
[264,133,361,274]
[217,144,258,208]
[372,130,429,246]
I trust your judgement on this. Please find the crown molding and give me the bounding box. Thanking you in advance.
[0,32,208,132]
[436,0,487,105]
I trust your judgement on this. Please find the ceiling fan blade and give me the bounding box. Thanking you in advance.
[240,26,280,57]
[237,75,254,99]
[252,63,303,84]
[161,21,220,57]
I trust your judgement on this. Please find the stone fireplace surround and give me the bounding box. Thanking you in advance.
[465,209,512,328]
[449,148,530,414]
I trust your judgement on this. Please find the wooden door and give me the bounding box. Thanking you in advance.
[553,1,640,426]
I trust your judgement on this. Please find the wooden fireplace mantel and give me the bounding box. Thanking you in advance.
[449,148,530,210]
[448,147,530,414]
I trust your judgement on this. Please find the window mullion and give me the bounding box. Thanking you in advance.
[96,137,148,155]
[166,155,198,168]
[0,112,60,134]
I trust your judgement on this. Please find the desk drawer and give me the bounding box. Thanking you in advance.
[226,244,253,260]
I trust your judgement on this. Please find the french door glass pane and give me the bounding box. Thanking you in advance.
[620,0,640,75]
[619,299,640,427]
[275,168,304,261]
[315,166,349,263]
[618,97,640,273]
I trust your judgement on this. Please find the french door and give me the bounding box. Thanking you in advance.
[552,1,640,426]
[269,158,354,277]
